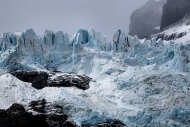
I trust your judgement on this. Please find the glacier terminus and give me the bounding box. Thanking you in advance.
[0,27,190,127]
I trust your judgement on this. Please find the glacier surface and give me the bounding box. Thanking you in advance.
[0,28,190,126]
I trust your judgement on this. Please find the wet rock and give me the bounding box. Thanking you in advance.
[82,119,126,127]
[62,120,79,127]
[0,100,127,127]
[151,32,187,41]
[0,99,72,127]
[10,71,48,89]
[11,71,92,90]
[150,13,190,41]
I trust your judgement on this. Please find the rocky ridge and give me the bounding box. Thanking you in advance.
[129,0,166,39]
[160,0,190,30]
[11,71,92,90]
[150,13,190,41]
[0,99,126,127]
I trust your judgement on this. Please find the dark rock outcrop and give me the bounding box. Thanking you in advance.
[82,119,126,127]
[0,99,78,127]
[160,0,190,30]
[151,32,187,41]
[129,0,166,39]
[0,99,127,127]
[11,71,92,90]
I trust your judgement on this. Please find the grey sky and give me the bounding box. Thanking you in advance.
[0,0,148,40]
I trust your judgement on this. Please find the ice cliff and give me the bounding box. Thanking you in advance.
[0,28,190,127]
[1,28,190,73]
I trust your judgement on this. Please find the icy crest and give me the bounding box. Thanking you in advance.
[0,28,190,73]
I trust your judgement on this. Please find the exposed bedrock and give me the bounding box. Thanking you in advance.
[129,0,166,39]
[82,119,126,127]
[160,0,190,30]
[0,99,126,127]
[11,71,92,90]
[151,32,187,41]
[0,99,78,127]
[150,13,190,41]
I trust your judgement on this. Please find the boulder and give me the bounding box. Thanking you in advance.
[11,71,92,90]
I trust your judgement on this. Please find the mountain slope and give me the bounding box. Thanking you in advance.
[161,0,190,30]
[129,0,166,39]
[151,13,190,43]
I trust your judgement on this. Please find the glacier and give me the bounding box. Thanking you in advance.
[0,28,190,126]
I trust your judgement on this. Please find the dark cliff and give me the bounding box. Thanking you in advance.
[160,0,190,30]
[129,0,166,39]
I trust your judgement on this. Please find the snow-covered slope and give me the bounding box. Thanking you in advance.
[1,28,190,126]
[151,13,190,43]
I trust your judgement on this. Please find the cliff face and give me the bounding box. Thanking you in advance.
[2,28,190,126]
[129,0,166,39]
[160,0,190,30]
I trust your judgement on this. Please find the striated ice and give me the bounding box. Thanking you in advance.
[113,29,128,52]
[18,28,42,55]
[88,29,108,51]
[73,29,89,45]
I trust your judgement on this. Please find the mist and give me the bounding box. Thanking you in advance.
[0,0,148,40]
